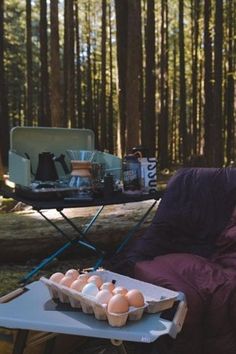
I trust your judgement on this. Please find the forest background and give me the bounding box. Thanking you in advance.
[0,0,236,174]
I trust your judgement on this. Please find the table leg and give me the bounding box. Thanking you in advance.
[114,200,157,255]
[43,336,56,354]
[117,343,128,354]
[93,200,158,270]
[110,339,128,354]
[59,208,105,255]
[12,330,28,354]
[20,206,105,284]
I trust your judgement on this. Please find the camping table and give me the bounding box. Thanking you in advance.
[0,281,187,354]
[1,187,164,284]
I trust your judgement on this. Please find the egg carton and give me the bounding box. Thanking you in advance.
[40,269,178,327]
[41,276,147,327]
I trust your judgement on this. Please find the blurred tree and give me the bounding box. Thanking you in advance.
[25,0,33,126]
[100,0,107,151]
[190,0,201,156]
[0,0,235,168]
[75,0,82,128]
[39,0,51,126]
[159,0,169,168]
[225,0,235,164]
[50,0,62,127]
[114,0,128,155]
[178,0,187,164]
[63,0,75,127]
[203,0,213,166]
[84,3,93,131]
[213,0,223,166]
[125,0,142,153]
[143,0,156,156]
[0,0,9,168]
[108,2,114,153]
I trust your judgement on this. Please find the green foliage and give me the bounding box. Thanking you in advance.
[1,0,235,164]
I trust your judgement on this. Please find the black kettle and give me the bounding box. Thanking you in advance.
[35,152,69,182]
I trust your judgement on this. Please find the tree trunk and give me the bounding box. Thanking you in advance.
[171,32,178,163]
[191,0,200,155]
[75,1,82,128]
[62,0,68,127]
[159,0,169,168]
[203,0,213,165]
[213,0,223,166]
[143,0,156,156]
[26,0,33,126]
[225,0,235,164]
[39,0,51,126]
[179,0,187,164]
[125,0,142,152]
[114,0,128,155]
[108,2,114,153]
[92,36,100,148]
[64,0,75,128]
[0,0,9,168]
[100,0,107,150]
[50,0,62,127]
[84,6,93,130]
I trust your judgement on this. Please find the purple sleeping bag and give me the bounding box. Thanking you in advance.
[108,168,236,354]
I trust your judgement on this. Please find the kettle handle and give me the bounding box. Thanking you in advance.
[24,152,35,176]
[54,154,70,174]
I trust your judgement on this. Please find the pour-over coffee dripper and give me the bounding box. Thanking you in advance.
[69,160,93,200]
[66,150,96,162]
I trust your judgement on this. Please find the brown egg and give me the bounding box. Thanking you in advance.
[100,281,116,292]
[65,269,79,280]
[126,289,145,307]
[112,286,128,296]
[87,275,103,288]
[95,289,113,305]
[78,273,90,281]
[49,272,64,283]
[107,294,129,314]
[59,276,74,288]
[70,278,87,292]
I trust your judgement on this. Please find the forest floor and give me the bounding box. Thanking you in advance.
[0,197,162,295]
[0,174,170,354]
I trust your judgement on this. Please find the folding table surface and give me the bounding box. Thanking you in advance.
[1,186,164,210]
[0,281,186,344]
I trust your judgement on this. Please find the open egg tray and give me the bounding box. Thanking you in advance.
[40,269,178,327]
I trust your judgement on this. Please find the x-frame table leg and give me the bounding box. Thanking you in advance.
[12,330,28,354]
[20,206,104,284]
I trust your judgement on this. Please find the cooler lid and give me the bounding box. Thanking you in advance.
[9,127,95,185]
[10,126,95,154]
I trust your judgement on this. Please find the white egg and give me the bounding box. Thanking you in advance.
[82,282,99,297]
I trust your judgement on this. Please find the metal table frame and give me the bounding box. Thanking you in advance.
[1,187,164,284]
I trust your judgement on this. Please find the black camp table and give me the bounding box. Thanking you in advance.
[1,186,164,284]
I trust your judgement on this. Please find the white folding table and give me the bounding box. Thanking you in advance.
[0,281,187,354]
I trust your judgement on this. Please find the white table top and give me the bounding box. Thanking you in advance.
[0,282,186,344]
